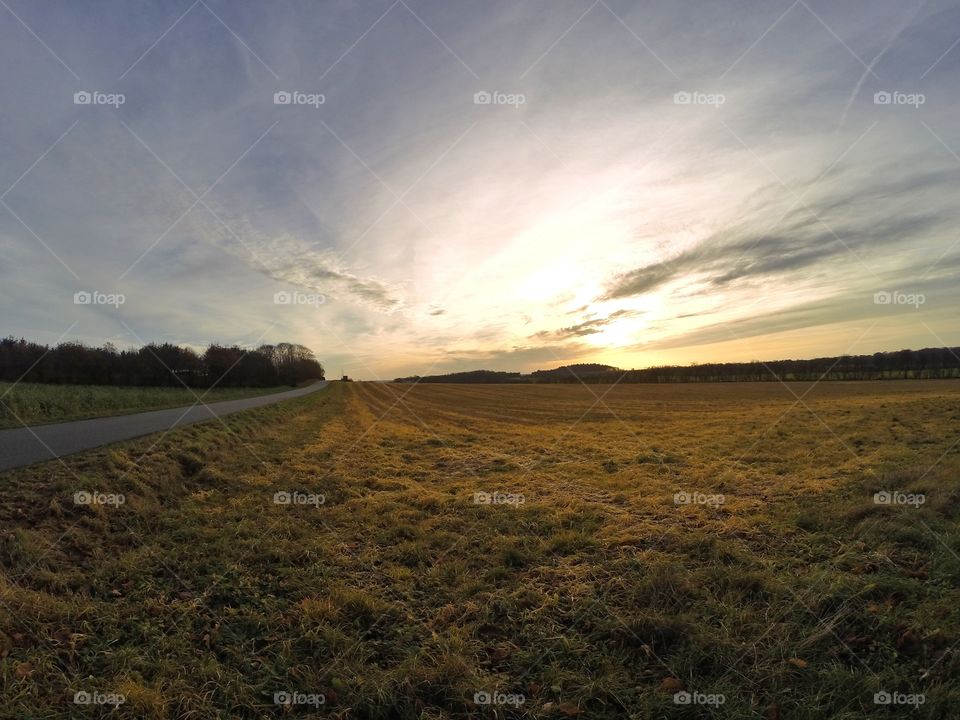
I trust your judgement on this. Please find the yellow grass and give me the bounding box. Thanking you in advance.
[1,380,959,718]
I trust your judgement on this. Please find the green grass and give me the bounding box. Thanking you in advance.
[1,380,959,718]
[0,382,292,429]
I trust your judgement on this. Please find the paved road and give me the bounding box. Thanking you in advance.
[0,381,329,472]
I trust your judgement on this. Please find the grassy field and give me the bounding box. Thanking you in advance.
[1,379,959,718]
[0,382,291,429]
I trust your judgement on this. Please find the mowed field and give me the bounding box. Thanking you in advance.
[1,380,959,718]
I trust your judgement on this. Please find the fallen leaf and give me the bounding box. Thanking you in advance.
[897,630,920,651]
[660,677,683,691]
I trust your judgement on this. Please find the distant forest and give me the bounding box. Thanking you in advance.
[0,337,324,387]
[394,348,960,384]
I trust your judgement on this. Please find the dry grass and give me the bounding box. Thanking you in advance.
[1,379,959,718]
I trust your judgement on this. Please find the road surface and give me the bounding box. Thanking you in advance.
[0,381,329,472]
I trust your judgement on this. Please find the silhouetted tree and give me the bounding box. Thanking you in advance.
[0,337,324,387]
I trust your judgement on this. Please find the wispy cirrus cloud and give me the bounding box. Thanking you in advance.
[601,162,960,303]
[533,309,638,340]
[195,217,403,311]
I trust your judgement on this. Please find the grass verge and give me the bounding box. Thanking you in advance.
[0,382,293,429]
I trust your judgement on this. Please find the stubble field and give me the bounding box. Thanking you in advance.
[1,379,959,718]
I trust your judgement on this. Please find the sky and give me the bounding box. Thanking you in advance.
[1,0,959,380]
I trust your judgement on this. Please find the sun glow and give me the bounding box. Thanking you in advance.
[585,318,639,347]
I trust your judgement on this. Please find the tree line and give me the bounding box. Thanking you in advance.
[394,348,960,384]
[0,337,324,387]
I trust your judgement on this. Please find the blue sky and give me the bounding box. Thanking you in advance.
[1,0,959,379]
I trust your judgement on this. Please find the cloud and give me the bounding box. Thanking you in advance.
[534,309,637,340]
[428,341,595,373]
[601,164,959,302]
[603,263,680,301]
[196,218,403,311]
